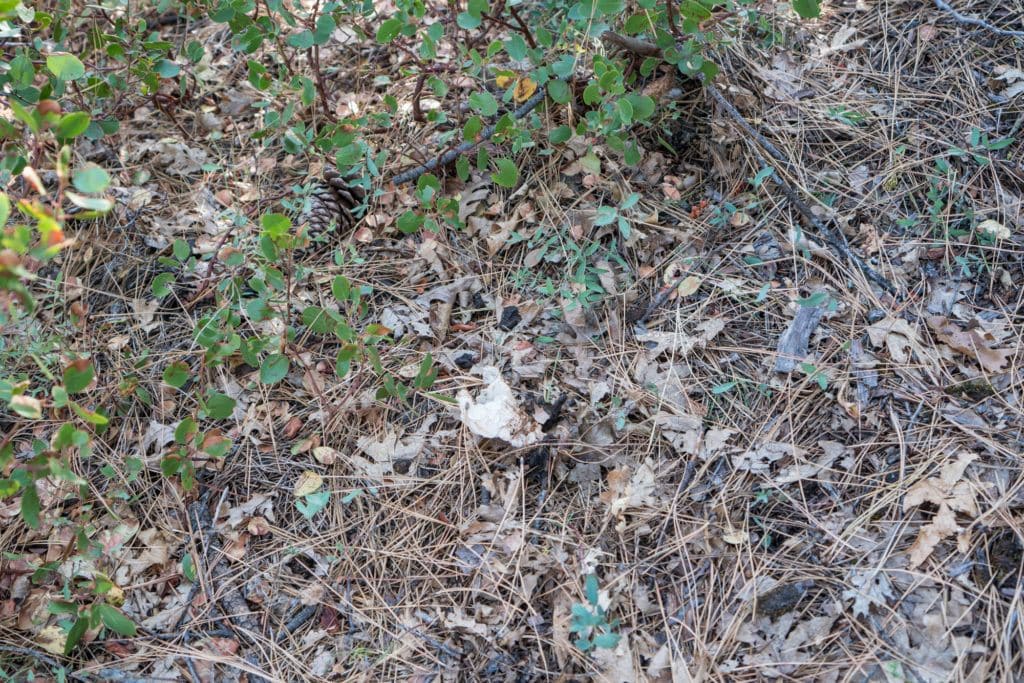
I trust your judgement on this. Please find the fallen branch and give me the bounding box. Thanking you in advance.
[701,80,898,295]
[390,88,546,187]
[934,0,1024,38]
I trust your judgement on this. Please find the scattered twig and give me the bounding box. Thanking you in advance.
[310,45,337,123]
[934,0,1024,38]
[411,72,427,123]
[701,79,898,295]
[276,603,319,642]
[598,29,898,295]
[508,6,538,49]
[390,88,546,187]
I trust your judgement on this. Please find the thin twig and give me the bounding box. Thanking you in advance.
[934,0,1024,38]
[390,88,546,187]
[701,79,898,295]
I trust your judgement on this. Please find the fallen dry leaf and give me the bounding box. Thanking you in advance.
[293,470,324,497]
[904,452,978,567]
[927,316,1013,373]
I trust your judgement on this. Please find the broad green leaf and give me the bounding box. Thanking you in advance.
[203,391,236,419]
[396,210,423,234]
[182,553,196,581]
[791,0,820,18]
[547,79,571,104]
[376,17,403,43]
[162,362,189,388]
[55,112,90,140]
[65,617,89,655]
[46,52,85,80]
[260,353,290,384]
[261,212,291,237]
[63,360,94,394]
[287,30,315,49]
[490,158,518,188]
[21,483,40,528]
[151,272,174,298]
[154,59,180,78]
[95,604,136,636]
[468,91,499,116]
[72,164,110,193]
[301,306,334,334]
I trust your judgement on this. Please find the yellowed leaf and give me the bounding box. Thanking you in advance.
[675,275,702,297]
[513,77,537,102]
[495,74,514,88]
[977,218,1010,240]
[293,470,323,497]
[37,625,67,655]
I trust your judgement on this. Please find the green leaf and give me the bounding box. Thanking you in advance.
[376,17,403,43]
[456,11,482,29]
[549,125,572,144]
[65,617,89,655]
[791,0,820,18]
[592,632,620,649]
[55,112,91,140]
[46,52,85,80]
[174,418,198,445]
[490,158,518,188]
[63,360,94,394]
[463,116,483,142]
[396,210,423,234]
[547,79,571,104]
[712,381,737,394]
[21,483,40,528]
[331,275,351,302]
[302,306,334,334]
[203,392,236,419]
[585,573,599,605]
[469,91,499,116]
[185,41,204,63]
[261,212,291,238]
[162,362,189,388]
[623,94,655,121]
[260,353,290,384]
[155,59,180,78]
[96,604,136,636]
[313,14,336,44]
[172,238,191,261]
[71,402,106,429]
[72,164,110,193]
[66,192,113,212]
[296,490,330,519]
[287,30,315,49]
[151,272,174,298]
[0,194,9,229]
[182,553,197,581]
[679,0,712,21]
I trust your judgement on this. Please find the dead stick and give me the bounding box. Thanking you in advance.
[390,88,546,187]
[934,0,1024,38]
[701,79,898,295]
[597,31,897,296]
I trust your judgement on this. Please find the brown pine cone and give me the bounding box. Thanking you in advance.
[305,168,367,238]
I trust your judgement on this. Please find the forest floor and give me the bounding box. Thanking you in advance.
[2,0,1024,681]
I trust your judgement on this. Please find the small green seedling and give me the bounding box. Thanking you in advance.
[570,573,621,652]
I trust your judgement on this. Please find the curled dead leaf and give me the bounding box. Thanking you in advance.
[293,470,323,497]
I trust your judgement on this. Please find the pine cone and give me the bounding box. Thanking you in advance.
[305,168,367,238]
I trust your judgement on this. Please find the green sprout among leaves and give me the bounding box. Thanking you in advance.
[570,573,621,652]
